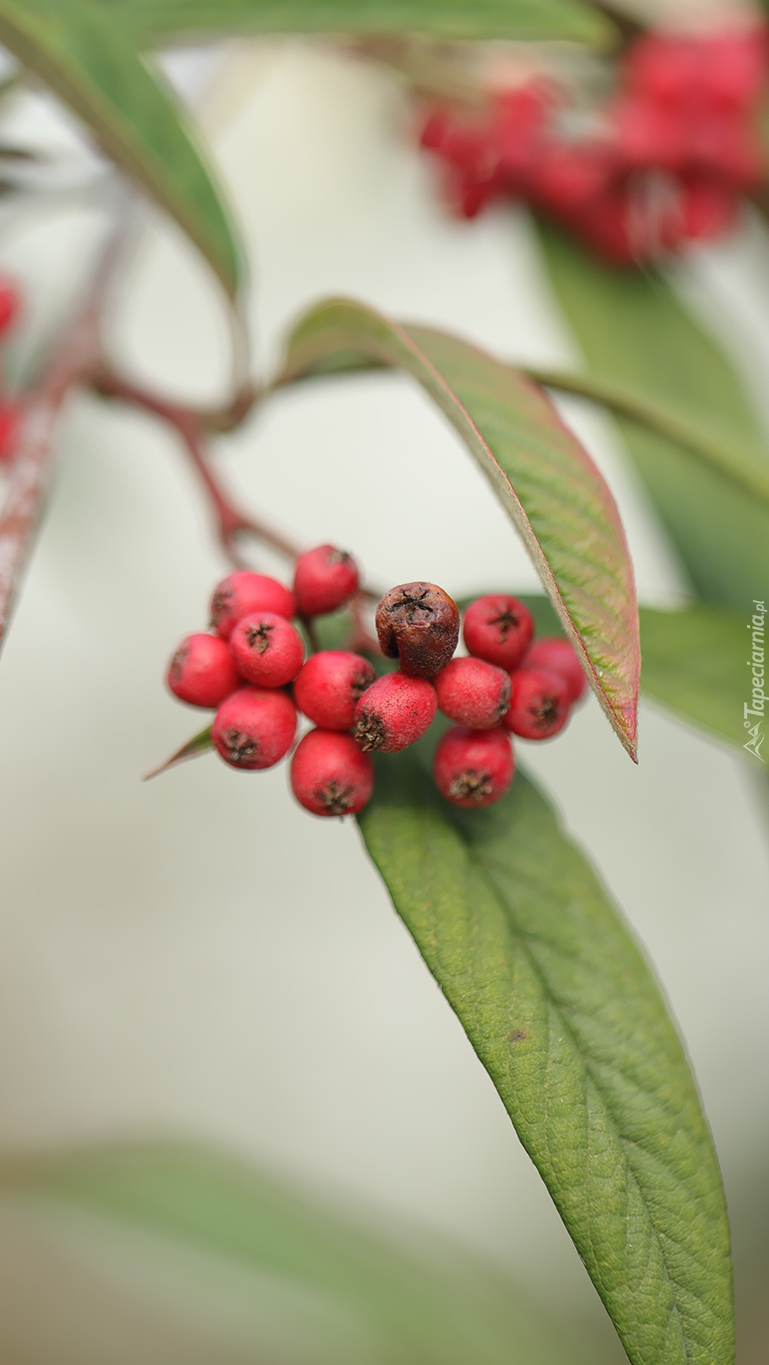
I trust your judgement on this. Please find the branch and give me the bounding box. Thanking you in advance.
[524,365,769,509]
[91,365,259,435]
[92,370,383,642]
[91,369,299,566]
[0,204,133,657]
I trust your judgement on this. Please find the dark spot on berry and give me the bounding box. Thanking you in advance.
[448,768,493,803]
[318,780,355,816]
[351,670,373,700]
[245,622,273,654]
[387,588,434,622]
[355,711,387,751]
[488,608,520,641]
[532,696,558,726]
[221,728,257,763]
[169,644,189,684]
[210,587,232,626]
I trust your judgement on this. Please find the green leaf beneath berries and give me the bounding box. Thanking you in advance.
[100,0,613,47]
[536,220,769,612]
[357,752,734,1365]
[0,0,243,299]
[277,297,640,760]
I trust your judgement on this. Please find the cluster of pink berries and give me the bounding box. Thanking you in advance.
[0,277,21,463]
[420,25,768,264]
[165,558,585,818]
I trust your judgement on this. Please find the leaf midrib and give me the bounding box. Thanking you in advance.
[452,826,705,1363]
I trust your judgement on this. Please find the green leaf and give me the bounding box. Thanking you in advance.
[639,603,750,750]
[358,753,734,1365]
[0,0,242,298]
[535,220,769,611]
[0,1142,603,1365]
[144,723,212,780]
[277,297,640,759]
[101,0,613,47]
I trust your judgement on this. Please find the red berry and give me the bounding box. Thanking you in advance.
[0,278,20,334]
[530,140,614,215]
[212,686,297,770]
[434,656,510,728]
[704,31,768,111]
[574,183,638,266]
[420,109,454,151]
[524,636,587,703]
[503,666,571,740]
[433,725,514,808]
[293,650,376,730]
[291,728,375,817]
[166,632,242,708]
[684,112,765,188]
[625,35,703,107]
[354,672,437,752]
[463,595,534,671]
[494,81,552,186]
[610,95,686,173]
[376,582,460,677]
[293,544,359,618]
[0,404,20,464]
[210,571,295,640]
[680,175,738,241]
[230,611,304,688]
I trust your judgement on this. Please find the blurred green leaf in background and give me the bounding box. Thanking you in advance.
[0,1142,620,1365]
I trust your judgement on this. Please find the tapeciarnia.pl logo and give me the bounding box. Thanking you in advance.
[744,599,766,762]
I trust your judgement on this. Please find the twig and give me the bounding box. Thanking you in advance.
[92,364,259,434]
[91,368,299,567]
[178,418,300,567]
[0,202,133,657]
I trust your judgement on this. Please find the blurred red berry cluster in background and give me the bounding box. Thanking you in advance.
[419,25,769,264]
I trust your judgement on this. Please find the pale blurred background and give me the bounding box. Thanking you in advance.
[0,30,766,1362]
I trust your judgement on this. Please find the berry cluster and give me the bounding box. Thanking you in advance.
[0,276,21,464]
[164,558,586,817]
[420,25,768,264]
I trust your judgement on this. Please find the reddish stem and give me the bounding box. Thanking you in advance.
[92,368,299,567]
[92,367,383,652]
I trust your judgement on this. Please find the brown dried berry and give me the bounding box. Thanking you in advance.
[375,582,459,677]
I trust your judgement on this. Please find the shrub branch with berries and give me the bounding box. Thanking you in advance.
[0,8,762,1365]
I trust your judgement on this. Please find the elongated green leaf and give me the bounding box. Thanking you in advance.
[101,0,612,46]
[0,1142,602,1365]
[0,0,242,298]
[358,754,733,1365]
[278,297,640,758]
[535,220,769,611]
